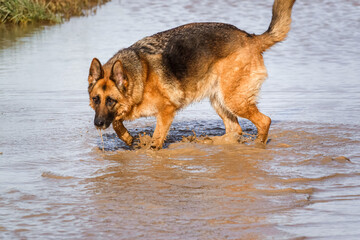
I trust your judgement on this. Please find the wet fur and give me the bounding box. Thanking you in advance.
[88,0,296,149]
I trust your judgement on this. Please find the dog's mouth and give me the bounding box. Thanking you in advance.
[95,123,111,130]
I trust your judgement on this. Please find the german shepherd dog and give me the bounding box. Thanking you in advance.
[88,0,296,150]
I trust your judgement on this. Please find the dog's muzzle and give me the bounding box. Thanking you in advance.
[94,117,111,129]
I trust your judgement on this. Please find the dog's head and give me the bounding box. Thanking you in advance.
[88,58,132,130]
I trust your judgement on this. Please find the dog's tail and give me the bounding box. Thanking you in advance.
[256,0,296,52]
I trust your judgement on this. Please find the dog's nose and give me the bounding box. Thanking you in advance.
[94,118,105,127]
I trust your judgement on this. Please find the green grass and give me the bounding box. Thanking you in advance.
[0,0,110,25]
[0,0,60,24]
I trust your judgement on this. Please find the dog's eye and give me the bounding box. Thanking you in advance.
[106,97,117,107]
[92,96,100,105]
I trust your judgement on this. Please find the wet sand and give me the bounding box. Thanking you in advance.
[1,0,360,239]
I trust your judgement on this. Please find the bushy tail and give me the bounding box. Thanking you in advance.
[257,0,296,52]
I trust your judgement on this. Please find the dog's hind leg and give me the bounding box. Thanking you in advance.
[210,95,242,135]
[222,81,271,143]
[232,103,271,144]
[220,61,271,144]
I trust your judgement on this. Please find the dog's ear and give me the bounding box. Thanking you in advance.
[110,60,128,91]
[88,58,104,91]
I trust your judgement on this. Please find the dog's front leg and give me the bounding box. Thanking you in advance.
[113,119,133,146]
[150,106,176,150]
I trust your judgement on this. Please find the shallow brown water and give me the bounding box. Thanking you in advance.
[1,0,360,239]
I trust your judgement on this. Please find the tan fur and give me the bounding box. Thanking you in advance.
[88,0,296,149]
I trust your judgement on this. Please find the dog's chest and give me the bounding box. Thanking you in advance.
[125,102,158,120]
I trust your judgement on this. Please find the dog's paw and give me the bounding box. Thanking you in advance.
[124,135,134,146]
[254,136,269,148]
[149,141,162,151]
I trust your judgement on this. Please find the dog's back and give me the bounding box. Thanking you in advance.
[106,0,295,93]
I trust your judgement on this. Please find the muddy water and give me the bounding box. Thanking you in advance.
[1,0,360,239]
